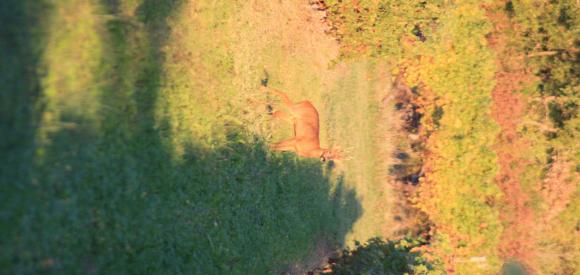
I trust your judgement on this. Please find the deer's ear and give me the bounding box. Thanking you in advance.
[320,156,326,162]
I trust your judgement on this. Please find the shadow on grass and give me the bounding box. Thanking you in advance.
[0,2,50,191]
[2,0,361,273]
[0,0,52,271]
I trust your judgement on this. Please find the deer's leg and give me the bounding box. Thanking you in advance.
[270,138,297,152]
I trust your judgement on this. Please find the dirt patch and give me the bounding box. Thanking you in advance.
[485,5,539,272]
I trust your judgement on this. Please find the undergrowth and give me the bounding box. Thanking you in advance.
[503,1,579,273]
[325,0,578,274]
[325,0,516,273]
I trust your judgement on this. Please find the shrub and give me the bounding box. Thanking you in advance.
[328,237,443,275]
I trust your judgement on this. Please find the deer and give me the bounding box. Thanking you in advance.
[262,86,339,162]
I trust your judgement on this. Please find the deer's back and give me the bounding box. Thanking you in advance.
[291,101,320,141]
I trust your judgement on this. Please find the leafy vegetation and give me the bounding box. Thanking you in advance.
[325,0,578,274]
[328,237,443,275]
[506,0,579,177]
[500,1,579,273]
[326,1,502,273]
[324,0,443,61]
[407,5,503,273]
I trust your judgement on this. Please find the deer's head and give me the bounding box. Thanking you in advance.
[320,148,343,162]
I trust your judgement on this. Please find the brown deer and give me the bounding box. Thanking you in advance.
[263,86,339,162]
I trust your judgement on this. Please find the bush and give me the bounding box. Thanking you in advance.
[328,237,443,275]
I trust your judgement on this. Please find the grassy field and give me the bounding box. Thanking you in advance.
[1,0,395,273]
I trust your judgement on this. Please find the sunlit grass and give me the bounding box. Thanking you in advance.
[36,0,104,147]
[2,0,396,273]
[323,61,395,244]
[225,2,396,247]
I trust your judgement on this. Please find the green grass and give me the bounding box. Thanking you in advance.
[322,61,394,244]
[1,0,395,273]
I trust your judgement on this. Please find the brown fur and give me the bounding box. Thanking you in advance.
[265,87,336,161]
